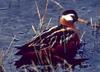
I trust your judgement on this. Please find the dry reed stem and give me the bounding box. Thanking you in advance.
[35,1,42,29]
[94,22,97,31]
[51,0,64,9]
[41,0,49,24]
[80,31,86,42]
[44,49,55,72]
[35,1,41,22]
[31,26,43,65]
[40,0,49,32]
[33,1,52,64]
[31,61,39,72]
[4,35,16,60]
[0,50,6,72]
[89,17,100,29]
[34,1,54,70]
[63,60,73,72]
[3,35,16,72]
[0,50,3,66]
[35,0,48,32]
[46,17,52,30]
[32,25,37,34]
[90,17,93,29]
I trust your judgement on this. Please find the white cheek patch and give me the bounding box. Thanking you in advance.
[62,14,75,21]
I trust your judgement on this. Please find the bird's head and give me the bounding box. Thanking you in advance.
[59,10,88,28]
[62,10,78,23]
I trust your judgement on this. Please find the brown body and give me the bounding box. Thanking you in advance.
[15,10,88,70]
[15,25,86,69]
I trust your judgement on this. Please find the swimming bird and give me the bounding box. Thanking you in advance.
[15,10,88,69]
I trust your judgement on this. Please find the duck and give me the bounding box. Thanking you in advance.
[15,10,88,70]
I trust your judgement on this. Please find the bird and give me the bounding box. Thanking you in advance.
[15,10,88,69]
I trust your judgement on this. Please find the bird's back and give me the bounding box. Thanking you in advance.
[15,25,81,68]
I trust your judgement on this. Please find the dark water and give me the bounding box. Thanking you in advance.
[0,0,100,72]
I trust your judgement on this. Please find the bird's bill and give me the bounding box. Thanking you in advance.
[77,18,88,24]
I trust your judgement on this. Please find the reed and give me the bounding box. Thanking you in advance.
[0,50,5,72]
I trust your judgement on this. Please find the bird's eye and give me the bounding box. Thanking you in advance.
[71,15,75,18]
[71,15,75,20]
